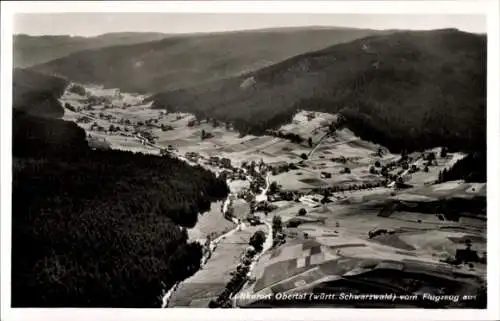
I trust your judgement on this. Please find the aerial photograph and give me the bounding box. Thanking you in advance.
[7,8,489,311]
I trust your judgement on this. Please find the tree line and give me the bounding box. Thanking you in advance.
[436,151,486,183]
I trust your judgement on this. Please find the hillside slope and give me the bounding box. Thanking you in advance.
[12,111,229,307]
[13,68,69,118]
[28,27,387,93]
[14,32,170,68]
[151,29,486,153]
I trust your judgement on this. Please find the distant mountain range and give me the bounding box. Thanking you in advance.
[14,32,171,68]
[26,27,388,93]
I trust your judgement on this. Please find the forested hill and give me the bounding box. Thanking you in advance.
[13,68,69,118]
[151,29,486,153]
[14,32,170,68]
[438,151,486,183]
[28,27,388,93]
[12,111,230,307]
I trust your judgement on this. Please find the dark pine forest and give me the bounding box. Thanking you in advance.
[12,90,229,307]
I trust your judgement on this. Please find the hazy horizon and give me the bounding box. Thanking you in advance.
[14,13,486,37]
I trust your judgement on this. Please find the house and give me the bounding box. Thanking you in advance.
[299,195,320,207]
[268,195,282,202]
[320,172,332,179]
[209,156,220,163]
[160,149,174,157]
[221,158,232,169]
[247,214,261,226]
[76,116,93,124]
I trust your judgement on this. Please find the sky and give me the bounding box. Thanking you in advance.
[13,13,486,37]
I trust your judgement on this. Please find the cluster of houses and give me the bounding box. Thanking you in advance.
[269,161,299,175]
[160,145,179,157]
[219,169,247,181]
[298,195,323,207]
[267,190,300,202]
[89,122,106,132]
[183,153,247,180]
[184,151,201,162]
[85,95,112,107]
[207,156,232,169]
[99,113,115,122]
[136,130,158,145]
[75,116,93,124]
